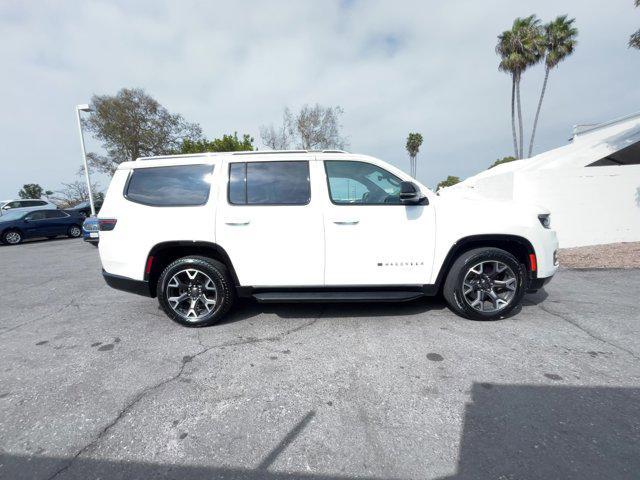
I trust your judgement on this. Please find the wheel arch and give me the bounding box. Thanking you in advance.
[145,241,239,298]
[434,234,536,291]
[1,227,24,240]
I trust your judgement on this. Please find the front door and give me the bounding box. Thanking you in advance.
[216,158,324,287]
[322,160,436,286]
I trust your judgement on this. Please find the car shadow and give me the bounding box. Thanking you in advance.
[218,296,450,325]
[0,237,81,247]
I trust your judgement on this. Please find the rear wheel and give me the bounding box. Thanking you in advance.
[443,248,525,320]
[157,256,235,327]
[67,225,82,238]
[2,230,23,245]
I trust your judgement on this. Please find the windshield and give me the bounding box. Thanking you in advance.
[0,210,26,221]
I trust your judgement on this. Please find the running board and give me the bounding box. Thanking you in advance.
[252,290,424,303]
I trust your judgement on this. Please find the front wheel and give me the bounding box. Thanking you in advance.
[157,256,235,327]
[443,247,526,320]
[2,230,23,245]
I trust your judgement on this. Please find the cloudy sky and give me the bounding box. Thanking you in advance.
[1,0,638,198]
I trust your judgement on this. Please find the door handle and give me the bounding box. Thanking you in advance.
[225,219,250,226]
[332,219,359,225]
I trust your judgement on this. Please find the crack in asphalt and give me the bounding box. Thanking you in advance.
[0,296,80,338]
[46,308,325,480]
[538,303,640,361]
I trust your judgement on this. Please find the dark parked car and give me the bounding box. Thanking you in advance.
[66,200,102,218]
[0,209,83,245]
[82,216,99,245]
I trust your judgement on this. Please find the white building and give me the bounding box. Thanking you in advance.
[440,112,640,247]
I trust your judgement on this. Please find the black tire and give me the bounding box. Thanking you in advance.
[157,256,235,327]
[443,247,526,321]
[67,225,82,238]
[1,229,23,245]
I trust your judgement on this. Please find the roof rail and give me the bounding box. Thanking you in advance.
[137,153,213,161]
[137,149,351,161]
[231,150,307,155]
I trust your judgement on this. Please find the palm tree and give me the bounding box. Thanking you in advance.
[528,16,578,158]
[496,15,545,159]
[406,132,423,177]
[630,0,640,49]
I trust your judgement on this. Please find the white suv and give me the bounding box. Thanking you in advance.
[0,199,57,216]
[98,150,558,326]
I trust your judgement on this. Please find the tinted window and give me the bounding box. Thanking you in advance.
[229,163,247,204]
[21,200,44,207]
[125,165,214,206]
[45,210,68,218]
[26,211,47,220]
[325,161,403,205]
[229,161,310,205]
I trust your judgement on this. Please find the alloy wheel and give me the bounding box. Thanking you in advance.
[5,231,21,244]
[69,226,81,237]
[462,260,517,313]
[166,268,218,320]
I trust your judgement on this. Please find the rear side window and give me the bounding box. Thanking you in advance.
[125,165,214,206]
[229,161,310,205]
[45,210,68,218]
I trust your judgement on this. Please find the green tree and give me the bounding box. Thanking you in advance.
[83,88,202,174]
[405,132,423,178]
[630,0,640,49]
[497,15,545,159]
[18,184,52,199]
[489,156,517,168]
[178,132,254,154]
[528,16,578,158]
[436,175,461,191]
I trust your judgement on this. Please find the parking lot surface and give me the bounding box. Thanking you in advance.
[0,239,639,480]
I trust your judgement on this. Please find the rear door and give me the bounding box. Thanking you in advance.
[44,210,72,234]
[216,157,324,287]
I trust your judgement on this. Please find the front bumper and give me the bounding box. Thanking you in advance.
[102,270,151,297]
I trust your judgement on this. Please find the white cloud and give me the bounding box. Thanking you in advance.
[0,0,638,197]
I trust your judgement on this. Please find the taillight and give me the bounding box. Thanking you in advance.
[99,219,117,231]
[145,256,154,275]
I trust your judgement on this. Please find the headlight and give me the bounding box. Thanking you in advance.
[538,214,551,229]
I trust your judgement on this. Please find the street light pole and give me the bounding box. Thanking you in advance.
[75,104,95,216]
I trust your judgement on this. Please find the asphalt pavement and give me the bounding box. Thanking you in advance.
[0,238,638,479]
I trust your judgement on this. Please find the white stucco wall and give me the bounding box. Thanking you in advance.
[512,166,640,247]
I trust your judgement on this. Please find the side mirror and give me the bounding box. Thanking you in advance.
[399,181,428,205]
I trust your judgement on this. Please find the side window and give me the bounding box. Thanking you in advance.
[324,161,403,205]
[7,201,21,208]
[45,210,67,219]
[125,164,214,206]
[26,211,47,220]
[228,161,310,205]
[35,201,47,206]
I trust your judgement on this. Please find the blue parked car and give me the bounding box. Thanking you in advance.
[0,209,84,245]
[82,216,100,245]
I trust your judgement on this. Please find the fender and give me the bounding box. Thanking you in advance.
[145,241,241,294]
[433,234,536,290]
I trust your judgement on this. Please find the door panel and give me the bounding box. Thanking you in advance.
[323,160,436,286]
[216,159,324,287]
